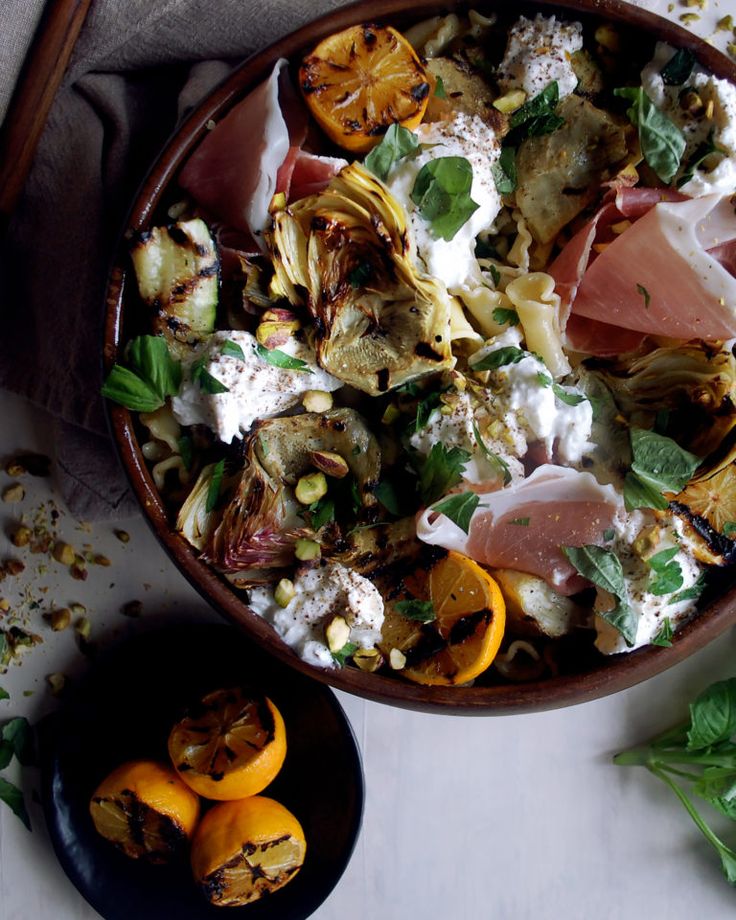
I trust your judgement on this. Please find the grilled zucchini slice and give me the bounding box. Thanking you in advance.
[131,218,218,353]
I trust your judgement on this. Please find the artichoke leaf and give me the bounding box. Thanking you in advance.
[267,163,455,395]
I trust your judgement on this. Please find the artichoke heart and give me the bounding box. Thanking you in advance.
[267,163,455,395]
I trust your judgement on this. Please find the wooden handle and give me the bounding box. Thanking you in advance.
[0,0,93,223]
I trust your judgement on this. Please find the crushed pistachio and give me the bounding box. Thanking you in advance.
[301,390,333,413]
[2,484,25,503]
[274,579,296,608]
[114,529,130,543]
[4,559,25,577]
[52,541,76,565]
[69,602,86,617]
[325,615,351,653]
[716,14,733,30]
[70,564,88,581]
[11,525,31,548]
[0,599,9,613]
[46,673,66,696]
[309,450,349,479]
[44,608,71,631]
[294,538,321,562]
[121,600,143,618]
[389,648,407,670]
[92,554,111,567]
[74,617,91,640]
[679,12,700,24]
[295,472,328,505]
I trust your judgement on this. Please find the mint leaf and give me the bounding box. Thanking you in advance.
[648,547,684,596]
[177,435,193,471]
[670,574,706,604]
[660,48,696,86]
[254,343,308,372]
[395,599,436,623]
[723,522,736,538]
[100,366,163,412]
[332,641,358,667]
[471,346,526,371]
[562,544,637,645]
[552,385,586,407]
[128,335,182,401]
[492,307,518,326]
[636,283,651,309]
[221,339,245,360]
[651,617,674,647]
[472,421,511,485]
[191,356,230,394]
[432,491,480,534]
[412,390,444,433]
[0,776,30,830]
[614,86,686,184]
[491,146,517,194]
[416,443,470,504]
[629,428,700,501]
[687,678,736,751]
[2,717,34,766]
[623,471,670,512]
[365,123,419,180]
[434,76,447,99]
[411,156,479,241]
[206,459,225,513]
[508,82,565,139]
[489,264,502,287]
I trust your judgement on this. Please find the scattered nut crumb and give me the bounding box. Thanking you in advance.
[46,673,66,696]
[716,14,734,30]
[69,602,86,617]
[11,525,32,548]
[679,12,700,23]
[0,599,9,613]
[4,559,25,577]
[74,616,91,640]
[2,484,25,503]
[52,541,76,566]
[121,600,143,618]
[44,608,71,631]
[70,564,88,581]
[114,529,130,544]
[389,648,407,670]
[92,554,111,567]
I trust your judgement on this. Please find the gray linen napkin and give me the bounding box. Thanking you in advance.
[0,0,351,519]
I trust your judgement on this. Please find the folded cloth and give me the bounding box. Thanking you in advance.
[0,0,351,519]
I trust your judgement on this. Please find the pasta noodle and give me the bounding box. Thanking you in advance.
[505,272,571,377]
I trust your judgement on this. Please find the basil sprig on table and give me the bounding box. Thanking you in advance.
[614,677,736,885]
[365,122,419,180]
[0,716,33,830]
[624,428,700,512]
[101,335,182,412]
[614,87,686,184]
[411,156,479,241]
[562,545,637,646]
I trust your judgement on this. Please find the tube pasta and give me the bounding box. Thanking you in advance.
[507,212,533,271]
[152,454,188,491]
[457,285,508,338]
[505,272,571,378]
[448,295,484,345]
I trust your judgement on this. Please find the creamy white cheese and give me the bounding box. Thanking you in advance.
[594,511,704,654]
[248,562,384,668]
[470,328,594,464]
[642,42,736,197]
[385,113,502,298]
[497,14,583,100]
[171,330,341,444]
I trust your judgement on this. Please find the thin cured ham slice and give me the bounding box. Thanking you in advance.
[276,149,347,201]
[416,465,623,595]
[551,189,736,349]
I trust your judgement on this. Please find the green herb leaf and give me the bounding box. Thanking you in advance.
[0,776,30,830]
[552,384,586,407]
[509,517,529,526]
[0,688,7,701]
[191,356,230,394]
[623,471,670,512]
[221,339,245,360]
[2,717,34,766]
[412,390,443,433]
[348,262,373,289]
[648,547,684,596]
[651,617,674,647]
[491,146,517,194]
[375,480,401,516]
[724,522,736,538]
[660,48,696,86]
[471,346,526,371]
[626,428,701,512]
[206,459,225,513]
[670,573,706,604]
[614,86,686,184]
[0,742,12,771]
[410,156,479,241]
[254,343,309,372]
[394,599,436,622]
[492,307,518,326]
[431,491,480,534]
[508,82,565,140]
[332,641,358,667]
[603,529,615,542]
[636,283,651,309]
[365,122,419,180]
[472,421,511,485]
[309,497,335,530]
[100,366,164,413]
[416,443,470,504]
[475,238,500,260]
[562,544,637,645]
[677,129,727,188]
[128,335,182,402]
[489,265,502,288]
[434,75,447,99]
[177,435,193,471]
[687,679,736,750]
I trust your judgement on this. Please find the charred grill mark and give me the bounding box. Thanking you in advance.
[415,342,444,361]
[362,26,377,46]
[368,123,388,136]
[168,226,189,245]
[345,119,362,132]
[562,186,587,196]
[411,82,430,103]
[402,626,446,667]
[311,215,330,231]
[670,501,736,563]
[449,609,491,645]
[199,264,218,277]
[195,243,210,257]
[376,368,390,392]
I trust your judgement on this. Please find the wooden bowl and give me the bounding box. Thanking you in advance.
[103,0,736,714]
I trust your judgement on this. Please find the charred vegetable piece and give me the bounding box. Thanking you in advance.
[131,218,218,354]
[515,96,628,243]
[267,163,455,395]
[424,57,506,131]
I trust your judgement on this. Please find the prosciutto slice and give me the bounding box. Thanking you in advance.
[416,466,623,595]
[551,189,736,349]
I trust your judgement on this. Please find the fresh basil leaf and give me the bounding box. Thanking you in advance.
[416,443,470,504]
[718,847,736,885]
[660,48,696,86]
[206,459,225,513]
[492,307,518,326]
[471,346,526,371]
[375,480,401,516]
[614,86,686,184]
[687,678,736,751]
[655,408,670,435]
[472,421,511,485]
[491,146,517,194]
[0,776,30,830]
[221,339,245,360]
[630,428,701,495]
[509,517,529,526]
[648,548,684,596]
[552,384,586,407]
[101,366,164,412]
[562,545,637,644]
[649,547,680,571]
[434,76,447,99]
[365,123,419,180]
[489,265,502,288]
[508,82,565,139]
[254,343,308,372]
[310,497,335,530]
[693,766,736,819]
[410,156,479,241]
[191,356,230,394]
[677,129,727,188]
[537,372,552,388]
[395,599,436,623]
[724,522,736,537]
[431,491,480,534]
[2,717,33,766]
[127,335,182,402]
[603,529,615,542]
[636,283,651,309]
[348,262,373,288]
[413,390,443,433]
[177,435,193,471]
[0,742,12,770]
[651,617,674,647]
[623,471,670,512]
[670,573,706,604]
[0,687,7,701]
[332,641,358,667]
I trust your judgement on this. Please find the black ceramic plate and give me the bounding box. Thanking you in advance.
[39,623,364,920]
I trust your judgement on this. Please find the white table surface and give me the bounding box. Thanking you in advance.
[3,3,736,918]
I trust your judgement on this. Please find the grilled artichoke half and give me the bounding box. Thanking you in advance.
[267,163,455,395]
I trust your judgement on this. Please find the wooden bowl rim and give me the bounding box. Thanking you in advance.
[103,0,736,715]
